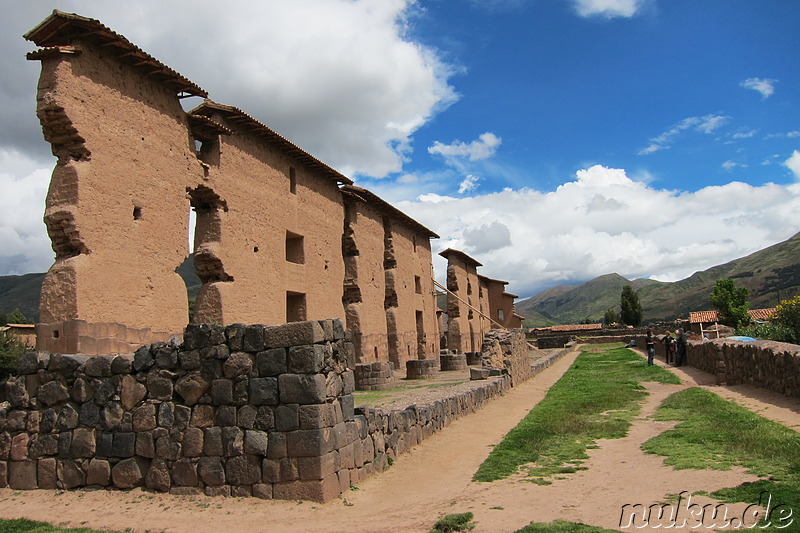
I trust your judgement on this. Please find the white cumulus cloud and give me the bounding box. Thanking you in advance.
[458,175,481,194]
[396,164,800,298]
[572,0,645,18]
[740,77,777,99]
[429,132,502,163]
[786,150,800,180]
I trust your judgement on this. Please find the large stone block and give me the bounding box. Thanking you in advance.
[242,325,267,352]
[183,427,204,457]
[172,458,198,487]
[299,403,337,430]
[17,351,50,375]
[211,379,234,406]
[120,374,147,410]
[249,377,279,406]
[10,433,29,461]
[275,404,300,432]
[278,374,326,405]
[224,352,254,378]
[145,458,170,492]
[190,404,215,428]
[273,473,340,502]
[287,345,325,374]
[111,432,135,458]
[70,427,96,458]
[38,380,70,406]
[244,430,269,456]
[57,459,85,489]
[86,459,111,486]
[146,371,174,401]
[37,457,57,489]
[132,403,157,432]
[8,460,37,489]
[222,427,244,457]
[198,456,225,486]
[255,348,287,377]
[286,428,336,457]
[175,372,210,406]
[265,321,326,349]
[112,457,149,489]
[297,451,338,481]
[225,454,261,486]
[83,355,113,377]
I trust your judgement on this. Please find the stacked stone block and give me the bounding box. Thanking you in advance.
[439,353,467,371]
[0,319,365,501]
[405,359,438,379]
[686,339,800,398]
[480,329,532,385]
[353,363,395,391]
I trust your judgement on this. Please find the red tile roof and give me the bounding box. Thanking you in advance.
[689,308,777,323]
[534,323,602,332]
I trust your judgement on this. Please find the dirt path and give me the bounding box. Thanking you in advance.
[1,348,798,532]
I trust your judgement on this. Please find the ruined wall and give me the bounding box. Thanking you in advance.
[341,198,389,363]
[479,329,532,385]
[441,250,484,355]
[0,320,514,501]
[33,37,202,353]
[187,104,346,326]
[686,339,800,397]
[389,222,438,363]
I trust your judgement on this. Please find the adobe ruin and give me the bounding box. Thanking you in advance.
[25,10,442,366]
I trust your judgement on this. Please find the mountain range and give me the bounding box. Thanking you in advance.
[516,231,800,327]
[3,232,799,327]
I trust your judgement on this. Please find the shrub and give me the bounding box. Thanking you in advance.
[773,295,800,344]
[430,513,475,533]
[0,330,27,380]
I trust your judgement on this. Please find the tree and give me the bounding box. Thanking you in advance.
[620,285,642,326]
[772,295,800,344]
[604,307,619,326]
[710,278,750,329]
[5,309,29,325]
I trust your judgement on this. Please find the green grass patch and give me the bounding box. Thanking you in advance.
[353,378,465,407]
[642,387,800,531]
[474,344,679,483]
[0,518,123,533]
[515,520,618,532]
[430,512,475,532]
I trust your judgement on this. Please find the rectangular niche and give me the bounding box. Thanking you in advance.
[285,231,305,264]
[286,291,307,322]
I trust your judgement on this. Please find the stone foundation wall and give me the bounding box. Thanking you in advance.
[0,319,529,501]
[353,363,395,391]
[686,339,800,397]
[479,329,532,385]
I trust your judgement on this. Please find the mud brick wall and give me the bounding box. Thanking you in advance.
[686,339,800,397]
[480,329,532,385]
[0,319,374,502]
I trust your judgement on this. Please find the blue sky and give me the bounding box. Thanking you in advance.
[1,0,799,299]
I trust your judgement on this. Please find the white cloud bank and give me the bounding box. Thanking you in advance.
[572,0,645,18]
[398,164,800,297]
[6,0,457,179]
[740,77,777,99]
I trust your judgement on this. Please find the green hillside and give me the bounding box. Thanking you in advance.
[518,231,800,327]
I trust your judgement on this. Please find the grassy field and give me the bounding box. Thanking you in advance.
[642,387,800,531]
[0,518,123,533]
[473,343,679,483]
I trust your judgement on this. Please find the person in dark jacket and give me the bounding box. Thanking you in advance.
[662,333,674,365]
[675,328,687,367]
[645,330,656,366]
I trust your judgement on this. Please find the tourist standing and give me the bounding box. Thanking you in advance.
[645,330,656,366]
[675,328,687,367]
[662,333,674,365]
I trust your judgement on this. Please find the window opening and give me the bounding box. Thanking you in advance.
[286,231,305,264]
[286,291,307,322]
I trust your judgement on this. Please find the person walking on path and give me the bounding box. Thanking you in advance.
[645,330,656,366]
[675,328,687,367]
[662,333,674,365]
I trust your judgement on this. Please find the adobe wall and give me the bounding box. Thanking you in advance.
[27,12,439,359]
[34,38,200,351]
[685,339,800,397]
[441,252,485,354]
[342,198,389,363]
[388,222,438,363]
[186,105,345,326]
[0,320,514,501]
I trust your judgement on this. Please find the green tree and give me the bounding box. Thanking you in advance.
[5,309,29,325]
[603,307,619,326]
[710,278,750,329]
[620,285,642,326]
[772,295,800,343]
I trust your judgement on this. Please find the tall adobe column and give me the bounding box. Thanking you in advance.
[26,11,208,354]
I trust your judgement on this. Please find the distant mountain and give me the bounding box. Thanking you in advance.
[0,256,201,323]
[517,231,800,327]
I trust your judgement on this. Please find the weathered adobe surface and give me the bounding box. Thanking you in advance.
[0,319,523,502]
[27,12,440,363]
